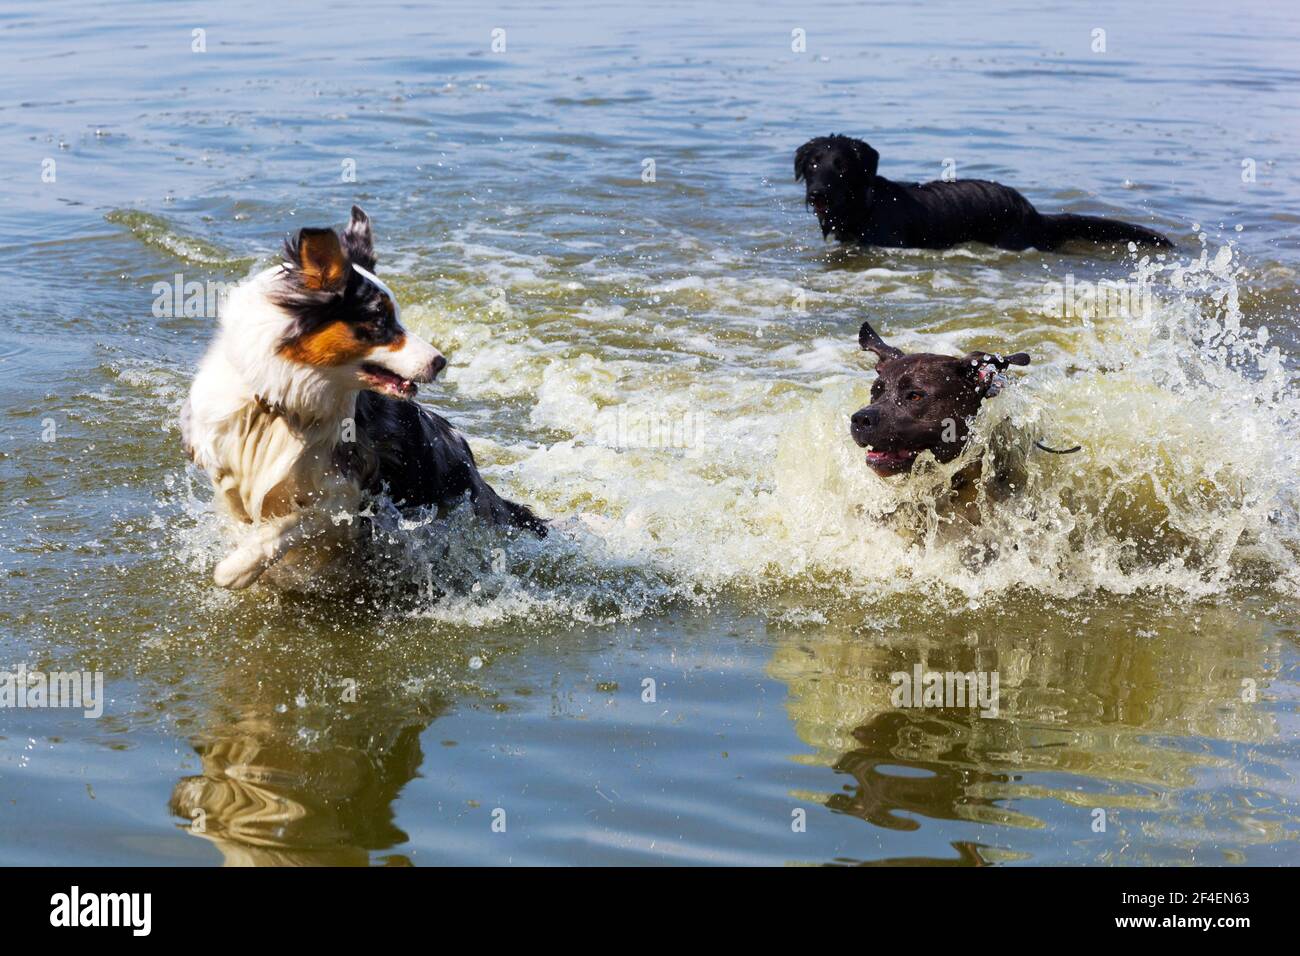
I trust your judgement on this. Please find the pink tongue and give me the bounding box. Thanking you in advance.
[368,368,414,395]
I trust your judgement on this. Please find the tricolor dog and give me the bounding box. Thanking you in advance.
[181,206,545,590]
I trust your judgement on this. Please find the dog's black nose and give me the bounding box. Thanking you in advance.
[851,407,878,430]
[430,354,447,379]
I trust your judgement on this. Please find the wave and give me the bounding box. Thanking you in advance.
[157,232,1300,622]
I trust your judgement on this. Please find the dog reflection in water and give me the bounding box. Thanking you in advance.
[171,694,441,866]
[768,606,1276,865]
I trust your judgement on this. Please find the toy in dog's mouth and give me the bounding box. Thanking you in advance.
[864,447,919,475]
[360,363,418,399]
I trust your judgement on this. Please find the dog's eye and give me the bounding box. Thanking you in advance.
[871,382,883,398]
[906,390,924,402]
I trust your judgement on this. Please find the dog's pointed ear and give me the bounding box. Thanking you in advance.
[848,138,880,180]
[794,139,816,182]
[290,227,349,292]
[859,320,904,363]
[342,204,376,271]
[963,350,1030,397]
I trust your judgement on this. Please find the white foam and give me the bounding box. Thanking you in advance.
[163,238,1300,622]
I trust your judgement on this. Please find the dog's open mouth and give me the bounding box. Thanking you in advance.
[360,363,418,399]
[865,447,918,474]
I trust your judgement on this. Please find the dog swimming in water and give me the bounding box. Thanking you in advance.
[796,134,1173,251]
[849,319,1031,477]
[181,205,545,590]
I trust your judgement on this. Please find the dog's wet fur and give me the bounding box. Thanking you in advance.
[796,134,1173,251]
[182,205,544,590]
[345,389,545,532]
[850,320,1029,477]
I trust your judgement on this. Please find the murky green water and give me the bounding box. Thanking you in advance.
[1,0,1298,865]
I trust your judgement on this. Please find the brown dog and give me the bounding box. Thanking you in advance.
[849,320,1030,477]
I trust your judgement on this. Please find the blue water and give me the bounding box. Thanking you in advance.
[1,0,1298,865]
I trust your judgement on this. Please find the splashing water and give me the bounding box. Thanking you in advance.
[8,0,1300,868]
[167,236,1300,621]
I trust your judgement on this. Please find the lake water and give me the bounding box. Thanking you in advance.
[1,0,1298,865]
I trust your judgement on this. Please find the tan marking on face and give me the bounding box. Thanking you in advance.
[385,332,406,352]
[278,321,371,367]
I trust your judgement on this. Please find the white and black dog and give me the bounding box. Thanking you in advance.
[182,206,545,590]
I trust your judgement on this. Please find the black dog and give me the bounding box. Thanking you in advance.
[796,134,1172,251]
[850,320,1029,477]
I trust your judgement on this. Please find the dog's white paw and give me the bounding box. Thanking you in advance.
[213,550,266,590]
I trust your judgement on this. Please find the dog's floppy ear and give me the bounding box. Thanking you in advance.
[859,319,904,363]
[291,227,349,292]
[964,350,1030,397]
[847,137,880,180]
[342,204,376,271]
[794,139,817,182]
